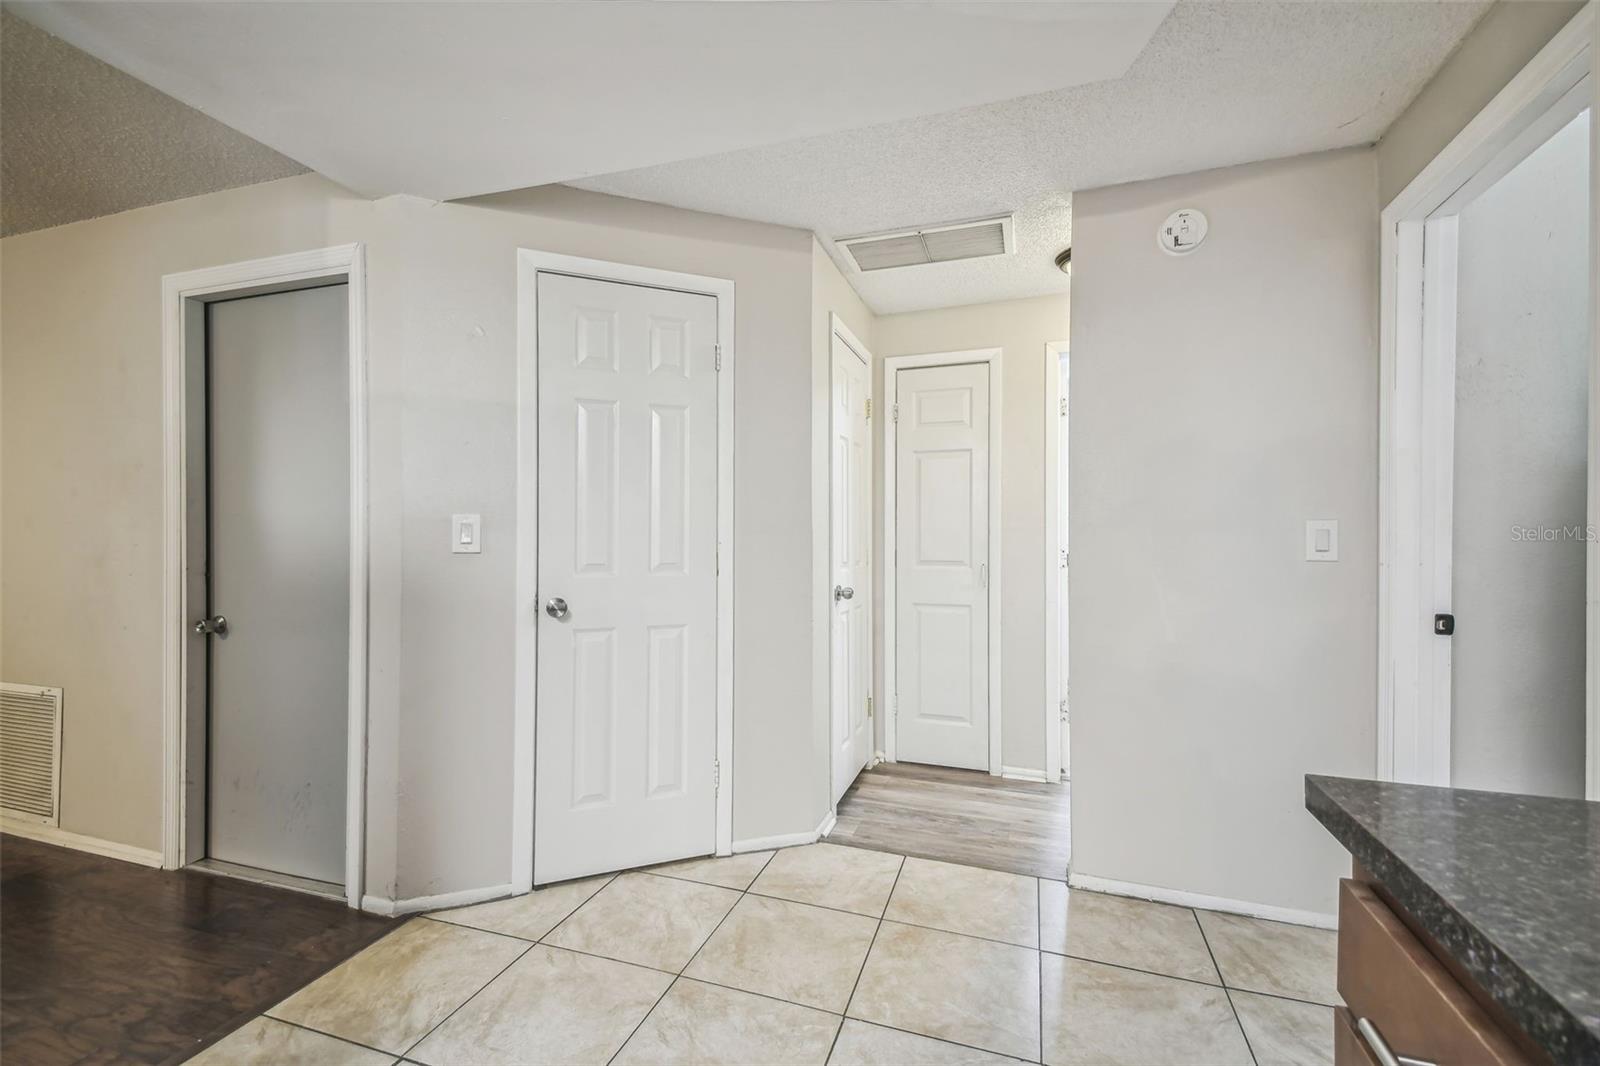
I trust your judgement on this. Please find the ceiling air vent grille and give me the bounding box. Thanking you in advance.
[1,683,63,826]
[840,215,1014,272]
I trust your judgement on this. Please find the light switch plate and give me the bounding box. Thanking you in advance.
[1305,519,1338,562]
[452,513,482,554]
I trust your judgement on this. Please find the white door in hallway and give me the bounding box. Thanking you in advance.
[206,284,349,885]
[894,362,991,771]
[831,325,872,804]
[535,272,719,884]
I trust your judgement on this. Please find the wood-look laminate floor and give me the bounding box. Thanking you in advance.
[0,834,392,1066]
[828,761,1071,880]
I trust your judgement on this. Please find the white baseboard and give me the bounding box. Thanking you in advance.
[733,809,837,854]
[1067,872,1337,930]
[362,882,516,917]
[1001,765,1048,783]
[1,817,164,868]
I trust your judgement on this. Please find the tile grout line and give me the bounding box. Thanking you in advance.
[826,853,907,1063]
[604,849,780,1066]
[638,859,1046,951]
[533,933,1044,1063]
[1037,877,1046,1066]
[527,872,620,944]
[426,871,617,944]
[262,1014,408,1060]
[1193,908,1258,1066]
[398,928,536,1062]
[1039,944,1339,1011]
[605,974,682,1066]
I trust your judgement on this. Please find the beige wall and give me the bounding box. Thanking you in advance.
[0,176,377,855]
[0,174,825,899]
[1377,0,1584,206]
[874,293,1069,772]
[1069,149,1378,918]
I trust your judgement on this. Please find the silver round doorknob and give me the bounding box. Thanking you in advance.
[833,585,854,601]
[545,597,569,619]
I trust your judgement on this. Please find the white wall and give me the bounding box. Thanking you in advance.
[1451,110,1591,799]
[873,294,1069,773]
[1068,149,1378,917]
[0,174,827,901]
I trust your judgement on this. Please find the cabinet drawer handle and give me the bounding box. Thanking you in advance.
[1357,1017,1436,1066]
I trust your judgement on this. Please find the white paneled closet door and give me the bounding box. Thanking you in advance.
[894,362,991,771]
[534,272,719,884]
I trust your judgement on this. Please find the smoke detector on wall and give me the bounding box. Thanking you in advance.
[839,214,1014,272]
[1158,208,1207,255]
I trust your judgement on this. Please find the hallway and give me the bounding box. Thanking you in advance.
[830,763,1070,880]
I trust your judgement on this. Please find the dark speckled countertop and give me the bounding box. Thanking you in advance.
[1306,775,1600,1063]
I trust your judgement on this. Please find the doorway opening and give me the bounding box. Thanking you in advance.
[161,245,369,907]
[1380,4,1596,798]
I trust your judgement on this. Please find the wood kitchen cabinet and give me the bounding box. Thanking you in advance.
[1335,878,1543,1066]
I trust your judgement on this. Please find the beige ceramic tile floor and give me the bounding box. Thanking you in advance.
[194,842,1340,1066]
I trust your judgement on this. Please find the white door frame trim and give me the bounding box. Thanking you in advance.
[882,347,1004,774]
[1378,1,1596,791]
[512,249,736,893]
[1043,340,1068,784]
[160,243,370,908]
[828,312,874,807]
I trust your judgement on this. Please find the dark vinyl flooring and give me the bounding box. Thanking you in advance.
[0,834,391,1066]
[829,761,1072,880]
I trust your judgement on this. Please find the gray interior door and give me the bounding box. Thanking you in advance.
[205,284,349,884]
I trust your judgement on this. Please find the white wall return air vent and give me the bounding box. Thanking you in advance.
[1,683,63,826]
[840,215,1015,272]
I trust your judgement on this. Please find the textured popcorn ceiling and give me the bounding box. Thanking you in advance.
[0,9,306,237]
[10,1,1173,202]
[575,1,1490,314]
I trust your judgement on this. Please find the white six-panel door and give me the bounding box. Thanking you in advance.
[894,363,991,770]
[831,326,872,804]
[535,272,719,884]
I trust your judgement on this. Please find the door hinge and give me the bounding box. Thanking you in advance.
[865,397,872,420]
[714,758,721,790]
[1060,397,1068,417]
[867,695,873,719]
[892,403,900,423]
[715,344,723,372]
